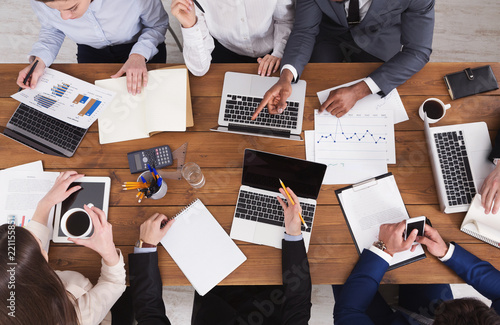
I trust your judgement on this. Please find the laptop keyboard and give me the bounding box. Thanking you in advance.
[235,190,315,233]
[434,131,476,206]
[9,104,86,152]
[223,94,299,130]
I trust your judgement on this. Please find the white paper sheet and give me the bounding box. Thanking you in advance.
[11,68,115,129]
[317,79,409,124]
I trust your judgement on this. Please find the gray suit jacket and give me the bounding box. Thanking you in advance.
[282,0,435,95]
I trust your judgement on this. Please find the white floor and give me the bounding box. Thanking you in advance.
[1,1,498,324]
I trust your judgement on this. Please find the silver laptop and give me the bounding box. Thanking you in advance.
[230,149,326,252]
[424,117,494,213]
[211,72,306,141]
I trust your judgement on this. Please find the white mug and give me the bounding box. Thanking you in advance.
[60,203,94,238]
[418,98,451,123]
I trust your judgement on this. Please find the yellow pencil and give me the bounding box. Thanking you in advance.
[278,178,308,230]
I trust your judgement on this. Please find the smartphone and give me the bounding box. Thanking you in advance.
[405,216,426,242]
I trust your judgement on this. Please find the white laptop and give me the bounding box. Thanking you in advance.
[211,72,307,141]
[230,149,326,252]
[424,117,494,213]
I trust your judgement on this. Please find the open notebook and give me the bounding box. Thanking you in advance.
[461,194,500,249]
[160,199,247,296]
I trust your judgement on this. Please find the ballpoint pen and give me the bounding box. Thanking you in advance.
[279,179,308,230]
[18,59,39,92]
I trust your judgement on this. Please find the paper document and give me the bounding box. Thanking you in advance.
[11,68,115,129]
[317,79,408,124]
[336,174,426,269]
[96,68,187,144]
[461,194,500,247]
[305,130,387,184]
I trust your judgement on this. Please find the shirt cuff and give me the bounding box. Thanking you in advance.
[130,43,159,62]
[369,245,393,264]
[281,64,298,83]
[438,243,455,262]
[134,247,158,254]
[284,233,303,241]
[363,77,382,94]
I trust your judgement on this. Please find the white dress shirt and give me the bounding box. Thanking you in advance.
[29,0,169,67]
[282,0,381,93]
[181,0,295,76]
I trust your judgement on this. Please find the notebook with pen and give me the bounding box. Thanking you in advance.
[160,199,247,296]
[335,173,426,270]
[461,194,500,249]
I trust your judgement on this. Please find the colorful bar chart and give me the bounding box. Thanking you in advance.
[78,98,102,116]
[51,83,70,97]
[34,94,57,108]
[73,94,89,104]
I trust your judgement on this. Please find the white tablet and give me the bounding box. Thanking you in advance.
[52,176,111,243]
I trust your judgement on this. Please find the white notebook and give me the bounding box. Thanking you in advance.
[160,199,247,296]
[461,194,500,248]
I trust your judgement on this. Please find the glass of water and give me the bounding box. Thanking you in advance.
[181,162,205,188]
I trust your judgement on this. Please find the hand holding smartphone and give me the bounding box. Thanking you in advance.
[405,216,426,243]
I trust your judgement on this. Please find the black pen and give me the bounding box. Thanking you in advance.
[193,0,205,13]
[18,60,39,92]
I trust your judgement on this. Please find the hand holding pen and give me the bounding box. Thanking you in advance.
[277,182,306,236]
[17,58,46,90]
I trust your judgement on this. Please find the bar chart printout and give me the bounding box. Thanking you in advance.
[51,83,70,97]
[34,94,57,108]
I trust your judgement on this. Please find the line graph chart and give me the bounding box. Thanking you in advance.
[317,117,387,144]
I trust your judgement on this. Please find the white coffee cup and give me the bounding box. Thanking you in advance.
[61,203,94,238]
[418,98,451,123]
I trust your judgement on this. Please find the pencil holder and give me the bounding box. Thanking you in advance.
[137,171,168,200]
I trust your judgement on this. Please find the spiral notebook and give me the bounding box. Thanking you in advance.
[160,199,247,296]
[461,194,500,249]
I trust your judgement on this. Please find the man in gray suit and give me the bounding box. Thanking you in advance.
[252,0,435,119]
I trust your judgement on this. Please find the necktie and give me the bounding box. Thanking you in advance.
[347,0,360,25]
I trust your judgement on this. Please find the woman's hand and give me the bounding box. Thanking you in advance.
[257,55,281,77]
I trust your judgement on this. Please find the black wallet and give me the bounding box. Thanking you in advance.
[443,65,498,100]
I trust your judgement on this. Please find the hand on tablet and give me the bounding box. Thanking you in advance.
[139,213,175,246]
[379,221,418,256]
[40,171,84,209]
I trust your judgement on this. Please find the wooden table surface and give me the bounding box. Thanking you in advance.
[1,63,499,285]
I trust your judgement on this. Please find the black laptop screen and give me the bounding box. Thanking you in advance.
[242,149,326,199]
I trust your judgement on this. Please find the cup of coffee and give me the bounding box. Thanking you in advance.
[61,203,94,238]
[418,98,451,123]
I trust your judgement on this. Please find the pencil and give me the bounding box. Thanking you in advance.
[279,179,308,230]
[19,60,39,91]
[138,192,144,203]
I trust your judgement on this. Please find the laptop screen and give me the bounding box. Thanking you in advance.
[242,149,326,199]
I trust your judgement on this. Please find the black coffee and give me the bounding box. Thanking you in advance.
[66,211,90,236]
[423,101,444,119]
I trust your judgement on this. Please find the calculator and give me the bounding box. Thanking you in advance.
[127,145,173,174]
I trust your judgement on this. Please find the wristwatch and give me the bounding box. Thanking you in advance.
[135,239,156,248]
[373,240,387,252]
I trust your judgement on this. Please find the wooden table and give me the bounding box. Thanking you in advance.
[1,63,500,285]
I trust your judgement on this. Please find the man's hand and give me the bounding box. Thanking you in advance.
[415,225,448,258]
[111,53,148,95]
[319,81,371,117]
[480,164,500,214]
[16,57,46,90]
[139,213,175,246]
[252,69,294,120]
[277,187,302,236]
[378,220,418,256]
[257,55,281,77]
[171,0,197,28]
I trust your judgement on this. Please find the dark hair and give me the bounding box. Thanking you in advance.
[434,298,500,325]
[0,224,79,325]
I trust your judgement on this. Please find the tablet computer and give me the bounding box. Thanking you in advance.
[52,176,111,243]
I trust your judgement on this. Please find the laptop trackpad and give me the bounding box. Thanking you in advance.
[253,223,284,249]
[230,218,257,243]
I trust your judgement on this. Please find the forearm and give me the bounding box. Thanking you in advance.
[181,16,214,77]
[271,0,295,58]
[29,26,65,67]
[131,1,169,61]
[31,199,54,226]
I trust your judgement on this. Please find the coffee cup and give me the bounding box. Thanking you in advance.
[61,203,94,238]
[418,98,451,123]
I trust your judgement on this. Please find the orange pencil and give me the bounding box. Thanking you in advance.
[279,179,308,230]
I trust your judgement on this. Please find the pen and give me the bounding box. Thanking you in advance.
[193,0,205,13]
[279,179,308,230]
[147,164,157,181]
[18,59,39,92]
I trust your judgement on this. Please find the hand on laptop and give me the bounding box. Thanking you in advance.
[17,57,46,90]
[277,187,302,236]
[252,69,294,120]
[480,164,500,214]
[139,213,175,246]
[319,81,371,117]
[378,221,418,257]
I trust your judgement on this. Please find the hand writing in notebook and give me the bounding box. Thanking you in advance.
[415,225,449,258]
[140,213,175,246]
[379,221,418,257]
[277,187,302,236]
[480,164,500,214]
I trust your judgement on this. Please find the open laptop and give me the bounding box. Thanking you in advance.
[230,149,326,252]
[424,117,494,213]
[1,102,88,157]
[211,72,307,141]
